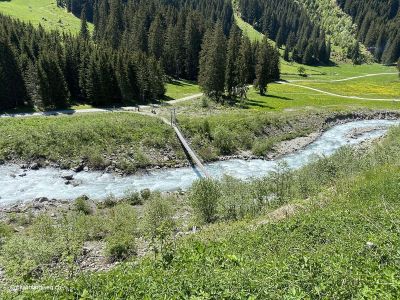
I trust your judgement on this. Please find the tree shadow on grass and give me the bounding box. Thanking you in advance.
[242,99,275,109]
[168,79,196,87]
[242,94,293,109]
[263,94,293,101]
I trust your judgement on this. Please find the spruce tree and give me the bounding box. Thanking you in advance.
[0,40,27,110]
[198,24,226,101]
[350,42,363,65]
[237,36,253,104]
[184,12,203,80]
[225,25,241,98]
[255,37,274,95]
[79,6,90,40]
[104,0,123,49]
[36,52,69,109]
[148,15,165,60]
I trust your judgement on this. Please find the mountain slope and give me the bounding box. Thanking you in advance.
[337,0,400,63]
[0,0,90,33]
[296,0,371,61]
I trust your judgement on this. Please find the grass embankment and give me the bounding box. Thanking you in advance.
[0,0,91,33]
[164,79,201,100]
[0,113,185,173]
[2,121,400,298]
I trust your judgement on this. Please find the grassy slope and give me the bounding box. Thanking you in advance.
[0,113,185,172]
[165,80,201,100]
[6,125,400,299]
[0,0,92,33]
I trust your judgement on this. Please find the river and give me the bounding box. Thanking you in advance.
[0,119,398,204]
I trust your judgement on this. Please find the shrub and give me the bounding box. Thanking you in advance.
[201,96,209,108]
[218,176,257,221]
[190,178,221,224]
[103,194,118,208]
[252,139,273,156]
[123,191,142,206]
[140,189,151,201]
[106,203,137,262]
[73,196,93,215]
[213,126,236,155]
[143,194,175,241]
[1,214,85,282]
[106,233,136,262]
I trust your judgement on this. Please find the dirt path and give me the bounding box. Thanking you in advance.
[286,72,398,83]
[0,94,203,119]
[277,81,400,102]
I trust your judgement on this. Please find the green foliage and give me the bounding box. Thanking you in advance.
[140,189,152,201]
[0,222,14,246]
[0,113,183,173]
[105,203,137,262]
[123,191,142,206]
[11,127,400,297]
[1,214,86,282]
[298,66,306,77]
[73,196,92,215]
[217,176,257,221]
[103,194,118,208]
[252,139,273,156]
[212,126,237,155]
[143,193,175,258]
[189,178,221,224]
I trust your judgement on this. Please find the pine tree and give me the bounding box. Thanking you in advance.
[225,25,241,98]
[36,52,69,109]
[79,6,90,40]
[148,15,165,60]
[0,40,27,110]
[184,12,203,80]
[381,33,400,64]
[104,0,123,49]
[302,43,315,65]
[237,36,253,85]
[283,46,290,61]
[255,37,273,95]
[237,36,253,104]
[350,42,363,65]
[198,24,226,101]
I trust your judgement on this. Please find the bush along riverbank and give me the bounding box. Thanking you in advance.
[1,124,400,298]
[1,109,400,176]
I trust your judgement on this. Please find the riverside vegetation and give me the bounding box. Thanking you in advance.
[1,123,400,298]
[0,0,399,298]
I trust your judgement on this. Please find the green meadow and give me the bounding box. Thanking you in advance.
[0,0,92,33]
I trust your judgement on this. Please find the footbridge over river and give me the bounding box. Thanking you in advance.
[169,109,210,178]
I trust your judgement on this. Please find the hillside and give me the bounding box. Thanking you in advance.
[0,0,399,298]
[0,0,91,33]
[2,123,400,298]
[337,0,400,64]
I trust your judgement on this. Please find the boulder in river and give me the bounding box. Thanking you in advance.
[30,163,40,170]
[62,174,74,181]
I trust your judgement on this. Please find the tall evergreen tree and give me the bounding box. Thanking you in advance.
[79,6,90,40]
[148,15,165,60]
[225,25,241,98]
[36,52,69,109]
[198,24,226,101]
[104,0,123,49]
[350,42,363,65]
[255,37,276,95]
[184,12,203,80]
[0,40,27,109]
